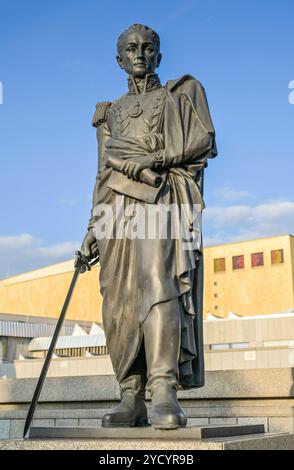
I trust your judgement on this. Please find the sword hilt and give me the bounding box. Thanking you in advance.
[74,250,99,273]
[23,249,100,439]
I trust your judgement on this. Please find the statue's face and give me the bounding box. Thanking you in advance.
[117,29,161,78]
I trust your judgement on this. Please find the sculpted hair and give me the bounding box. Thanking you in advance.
[117,24,160,54]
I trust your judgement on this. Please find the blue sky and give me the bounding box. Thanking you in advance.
[0,0,293,278]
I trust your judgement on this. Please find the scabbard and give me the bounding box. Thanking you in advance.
[23,251,98,438]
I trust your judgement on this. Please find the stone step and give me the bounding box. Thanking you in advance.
[1,369,294,403]
[29,423,265,440]
[1,433,293,450]
[0,415,270,440]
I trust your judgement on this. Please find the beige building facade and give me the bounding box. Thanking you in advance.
[0,234,293,322]
[0,261,103,323]
[204,234,294,317]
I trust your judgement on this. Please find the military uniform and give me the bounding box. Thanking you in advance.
[88,73,217,426]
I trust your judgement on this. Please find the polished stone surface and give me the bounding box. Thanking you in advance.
[29,423,265,440]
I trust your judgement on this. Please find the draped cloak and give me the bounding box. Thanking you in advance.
[90,75,217,389]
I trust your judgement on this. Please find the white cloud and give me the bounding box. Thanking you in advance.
[217,187,253,201]
[0,234,80,279]
[204,205,252,228]
[252,201,294,221]
[202,233,225,246]
[58,198,78,207]
[203,200,294,245]
[2,199,294,277]
[0,233,36,249]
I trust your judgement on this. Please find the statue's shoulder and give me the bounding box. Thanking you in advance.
[110,92,130,107]
[166,74,204,93]
[92,101,112,128]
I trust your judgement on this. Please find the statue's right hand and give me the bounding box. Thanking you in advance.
[80,228,98,260]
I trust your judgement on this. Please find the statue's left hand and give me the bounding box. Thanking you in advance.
[120,155,154,181]
[80,228,99,260]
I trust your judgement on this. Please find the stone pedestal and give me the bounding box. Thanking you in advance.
[1,369,294,443]
[28,423,265,439]
[1,433,294,450]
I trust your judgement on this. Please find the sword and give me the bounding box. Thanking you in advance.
[23,250,99,439]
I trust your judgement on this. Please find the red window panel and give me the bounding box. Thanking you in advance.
[232,255,244,270]
[251,252,264,267]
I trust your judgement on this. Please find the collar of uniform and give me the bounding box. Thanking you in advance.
[128,73,161,94]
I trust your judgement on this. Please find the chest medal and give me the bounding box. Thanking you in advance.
[128,101,143,118]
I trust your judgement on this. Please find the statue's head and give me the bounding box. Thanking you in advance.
[117,24,162,78]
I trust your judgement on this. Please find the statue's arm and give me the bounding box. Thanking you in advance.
[181,82,217,165]
[157,80,217,169]
[87,102,112,230]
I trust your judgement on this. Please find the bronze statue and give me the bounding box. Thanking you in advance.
[80,23,217,429]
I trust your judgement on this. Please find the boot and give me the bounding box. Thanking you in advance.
[101,387,148,427]
[150,381,187,429]
[143,298,187,429]
[102,344,149,427]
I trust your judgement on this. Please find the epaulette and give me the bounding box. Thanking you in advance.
[92,101,112,128]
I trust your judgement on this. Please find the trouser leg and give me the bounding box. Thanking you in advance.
[143,297,181,392]
[143,297,187,428]
[119,340,147,398]
[102,341,148,427]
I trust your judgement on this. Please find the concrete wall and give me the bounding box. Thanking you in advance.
[1,346,294,379]
[1,370,294,439]
[0,355,114,379]
[204,315,294,344]
[205,347,294,370]
[0,337,31,363]
[1,311,294,378]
